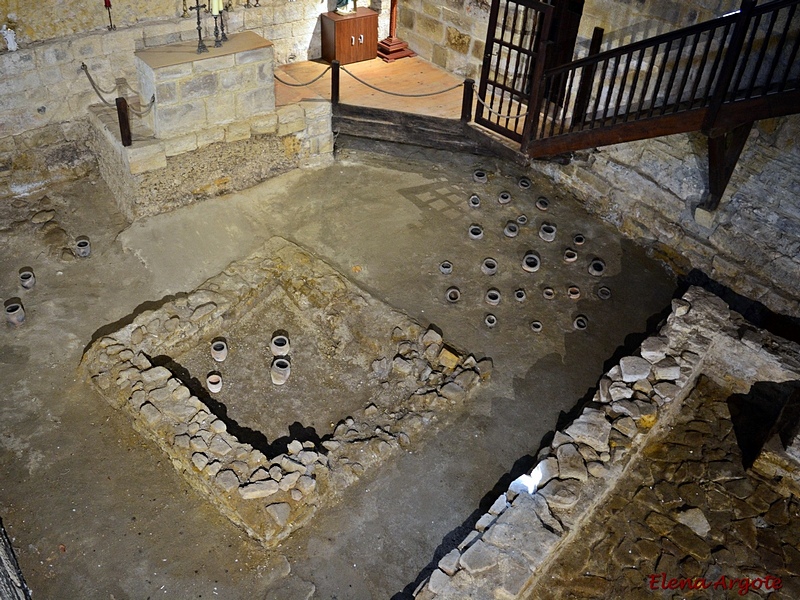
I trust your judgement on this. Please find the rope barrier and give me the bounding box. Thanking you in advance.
[340,65,463,98]
[81,62,155,117]
[129,96,156,117]
[475,92,529,120]
[81,62,116,107]
[274,66,332,87]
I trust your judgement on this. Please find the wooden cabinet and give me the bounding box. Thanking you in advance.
[321,8,378,65]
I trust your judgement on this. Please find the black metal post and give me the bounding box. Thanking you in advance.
[331,60,340,108]
[461,78,474,123]
[213,15,222,47]
[220,10,228,42]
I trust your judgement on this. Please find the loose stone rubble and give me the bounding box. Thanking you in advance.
[81,237,485,547]
[415,286,800,599]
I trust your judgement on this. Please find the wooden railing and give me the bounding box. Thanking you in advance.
[524,0,800,157]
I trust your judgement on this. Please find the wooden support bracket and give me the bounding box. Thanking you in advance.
[703,121,753,211]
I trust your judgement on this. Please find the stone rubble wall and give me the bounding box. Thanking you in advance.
[415,286,800,599]
[0,518,30,600]
[0,2,388,196]
[81,237,487,548]
[87,99,333,221]
[529,115,800,317]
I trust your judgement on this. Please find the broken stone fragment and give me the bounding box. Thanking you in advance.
[208,435,232,456]
[564,409,611,453]
[672,298,691,316]
[297,450,318,465]
[612,415,638,438]
[31,209,56,223]
[139,402,162,426]
[653,356,681,381]
[174,434,191,449]
[475,513,495,532]
[538,478,581,510]
[421,328,443,347]
[439,382,466,402]
[556,443,587,481]
[609,382,634,401]
[215,469,240,492]
[287,440,303,455]
[619,356,652,382]
[459,539,501,574]
[192,452,209,470]
[454,369,479,390]
[437,346,460,371]
[239,480,280,499]
[266,503,291,527]
[640,336,669,363]
[191,302,217,321]
[279,471,302,491]
[392,356,414,376]
[427,568,452,593]
[437,549,461,576]
[249,467,270,482]
[475,358,493,379]
[269,465,283,481]
[611,398,641,419]
[296,475,316,494]
[488,493,509,516]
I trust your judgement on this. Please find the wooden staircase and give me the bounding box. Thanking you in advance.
[523,0,800,208]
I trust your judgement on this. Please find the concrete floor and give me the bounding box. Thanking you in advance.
[0,141,676,599]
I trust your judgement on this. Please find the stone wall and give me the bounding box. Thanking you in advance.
[415,286,800,598]
[529,115,800,317]
[395,0,737,81]
[0,2,389,196]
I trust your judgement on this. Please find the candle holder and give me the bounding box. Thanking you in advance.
[182,0,190,17]
[104,1,116,30]
[213,15,222,47]
[220,10,228,41]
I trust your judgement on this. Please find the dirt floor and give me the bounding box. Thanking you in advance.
[0,140,676,599]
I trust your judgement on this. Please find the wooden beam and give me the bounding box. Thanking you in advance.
[526,110,707,158]
[703,121,754,211]
[115,97,132,147]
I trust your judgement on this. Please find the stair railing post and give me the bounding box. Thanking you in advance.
[331,60,340,109]
[571,27,604,130]
[702,0,757,134]
[461,78,475,123]
[520,4,554,154]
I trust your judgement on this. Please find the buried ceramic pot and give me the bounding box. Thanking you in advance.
[539,223,557,242]
[485,288,501,306]
[210,339,228,362]
[468,224,484,240]
[516,214,528,226]
[271,357,291,385]
[521,251,541,273]
[503,221,519,238]
[530,320,543,333]
[498,191,512,205]
[439,260,453,275]
[206,372,223,393]
[514,288,527,302]
[567,285,581,300]
[270,334,290,356]
[445,286,461,303]
[542,287,555,300]
[468,194,481,208]
[563,248,578,263]
[597,286,612,300]
[473,169,488,184]
[518,176,532,190]
[588,258,606,277]
[481,257,498,275]
[535,196,549,211]
[75,236,91,258]
[484,313,498,328]
[573,233,587,246]
[19,267,35,290]
[573,314,589,330]
[4,299,25,327]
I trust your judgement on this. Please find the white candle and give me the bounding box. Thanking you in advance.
[211,0,221,15]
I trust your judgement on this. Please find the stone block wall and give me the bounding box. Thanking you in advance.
[395,0,737,85]
[529,115,800,317]
[416,287,800,598]
[135,34,276,138]
[0,2,388,196]
[87,100,334,221]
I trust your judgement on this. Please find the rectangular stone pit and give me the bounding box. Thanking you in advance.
[81,237,486,547]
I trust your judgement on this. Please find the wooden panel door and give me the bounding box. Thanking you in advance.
[321,9,378,65]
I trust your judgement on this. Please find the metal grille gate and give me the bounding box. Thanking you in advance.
[476,0,553,145]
